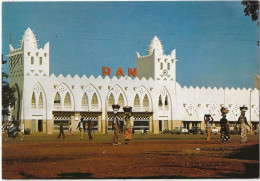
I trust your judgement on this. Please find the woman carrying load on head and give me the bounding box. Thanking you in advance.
[235,106,251,143]
[123,106,133,145]
[220,107,231,143]
[204,114,213,143]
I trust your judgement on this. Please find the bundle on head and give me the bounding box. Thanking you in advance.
[240,106,248,112]
[123,106,132,113]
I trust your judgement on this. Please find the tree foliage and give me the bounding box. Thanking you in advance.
[2,55,16,117]
[241,0,259,46]
[241,0,259,22]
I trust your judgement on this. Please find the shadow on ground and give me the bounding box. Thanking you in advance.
[221,144,259,178]
[19,171,188,179]
[225,144,259,160]
[219,162,259,178]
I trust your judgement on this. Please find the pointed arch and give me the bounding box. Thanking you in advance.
[107,84,128,110]
[56,83,75,110]
[158,86,172,112]
[64,92,71,109]
[91,93,99,110]
[81,93,89,110]
[158,95,163,106]
[135,85,153,112]
[54,92,61,109]
[108,93,115,108]
[31,92,36,109]
[143,94,149,111]
[32,82,47,110]
[84,84,101,111]
[133,94,140,111]
[39,92,43,109]
[165,95,169,110]
[118,93,124,107]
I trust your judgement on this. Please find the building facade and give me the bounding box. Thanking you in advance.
[8,28,259,134]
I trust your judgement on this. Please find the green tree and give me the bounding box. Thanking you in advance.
[2,54,16,120]
[241,0,259,45]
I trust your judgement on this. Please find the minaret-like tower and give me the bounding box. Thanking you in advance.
[136,36,177,81]
[8,28,50,120]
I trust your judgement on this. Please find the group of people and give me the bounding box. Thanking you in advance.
[57,106,252,144]
[204,106,251,144]
[112,105,133,145]
[57,118,94,140]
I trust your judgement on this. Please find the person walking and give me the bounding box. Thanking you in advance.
[57,123,65,139]
[235,106,251,143]
[77,118,85,140]
[204,114,213,143]
[87,119,94,140]
[220,107,231,143]
[123,106,133,145]
[112,113,121,145]
[67,122,74,136]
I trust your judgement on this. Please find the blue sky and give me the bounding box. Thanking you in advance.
[2,1,259,88]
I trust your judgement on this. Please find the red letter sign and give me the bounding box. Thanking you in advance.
[102,66,111,77]
[128,68,137,77]
[116,67,125,77]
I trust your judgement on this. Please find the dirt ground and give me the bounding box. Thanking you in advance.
[2,134,259,179]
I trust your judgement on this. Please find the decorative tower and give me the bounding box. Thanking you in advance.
[8,28,50,121]
[136,36,178,81]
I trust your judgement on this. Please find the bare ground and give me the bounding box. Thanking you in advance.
[2,134,259,179]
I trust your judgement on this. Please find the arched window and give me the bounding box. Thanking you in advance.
[118,93,124,107]
[91,93,98,104]
[31,92,36,109]
[91,93,98,110]
[158,95,162,106]
[143,94,149,111]
[165,95,169,110]
[64,92,71,108]
[39,92,43,109]
[108,93,114,107]
[134,94,140,107]
[81,93,88,109]
[54,92,61,109]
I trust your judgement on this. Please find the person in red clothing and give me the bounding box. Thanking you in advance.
[87,120,94,140]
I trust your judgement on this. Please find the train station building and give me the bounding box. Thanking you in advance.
[8,28,259,134]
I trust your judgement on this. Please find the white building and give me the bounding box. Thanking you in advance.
[8,28,259,134]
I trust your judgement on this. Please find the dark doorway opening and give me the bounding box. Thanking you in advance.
[159,120,162,131]
[38,120,43,132]
[183,121,190,130]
